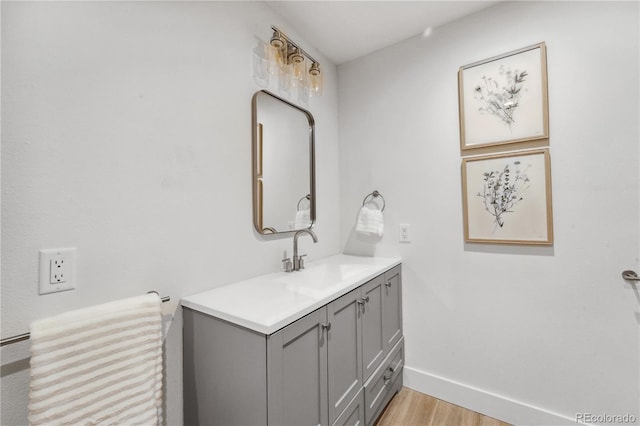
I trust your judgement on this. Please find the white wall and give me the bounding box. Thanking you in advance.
[0,2,341,424]
[338,1,639,424]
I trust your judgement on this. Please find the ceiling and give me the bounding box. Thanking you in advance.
[265,1,502,65]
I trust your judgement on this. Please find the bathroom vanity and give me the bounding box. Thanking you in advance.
[181,254,403,426]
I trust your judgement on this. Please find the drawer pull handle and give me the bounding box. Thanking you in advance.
[321,322,332,332]
[383,366,395,383]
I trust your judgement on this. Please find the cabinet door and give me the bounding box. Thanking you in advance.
[183,309,268,426]
[360,274,385,381]
[268,308,329,426]
[327,289,363,424]
[382,265,402,353]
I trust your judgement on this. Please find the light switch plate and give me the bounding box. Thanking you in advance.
[39,248,76,295]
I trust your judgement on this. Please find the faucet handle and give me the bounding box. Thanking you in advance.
[298,254,307,269]
[282,257,293,273]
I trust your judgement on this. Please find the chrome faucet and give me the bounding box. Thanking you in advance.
[292,229,318,271]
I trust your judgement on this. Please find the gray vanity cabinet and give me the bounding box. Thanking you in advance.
[183,265,402,426]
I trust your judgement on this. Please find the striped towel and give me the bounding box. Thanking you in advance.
[28,293,163,425]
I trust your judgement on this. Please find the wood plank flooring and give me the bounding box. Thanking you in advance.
[376,388,511,426]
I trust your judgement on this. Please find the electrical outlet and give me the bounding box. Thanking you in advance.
[50,256,68,283]
[399,224,411,243]
[39,248,76,295]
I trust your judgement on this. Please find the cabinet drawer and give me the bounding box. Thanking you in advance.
[363,337,404,425]
[332,388,365,426]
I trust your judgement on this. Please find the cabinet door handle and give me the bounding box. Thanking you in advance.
[357,299,364,306]
[385,281,392,288]
[321,322,332,332]
[622,270,640,281]
[362,296,369,303]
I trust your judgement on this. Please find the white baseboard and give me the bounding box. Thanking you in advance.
[403,366,578,425]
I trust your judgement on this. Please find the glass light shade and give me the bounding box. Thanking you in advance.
[288,49,305,83]
[278,66,291,97]
[267,44,286,76]
[290,61,308,89]
[309,64,323,97]
[298,79,310,106]
[253,42,269,87]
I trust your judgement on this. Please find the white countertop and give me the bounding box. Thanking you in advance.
[180,254,401,335]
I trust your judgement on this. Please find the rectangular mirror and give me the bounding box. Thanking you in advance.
[252,90,316,235]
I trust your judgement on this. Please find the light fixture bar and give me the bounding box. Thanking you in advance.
[271,25,319,66]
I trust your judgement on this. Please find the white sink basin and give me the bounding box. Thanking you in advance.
[181,254,401,334]
[276,262,369,296]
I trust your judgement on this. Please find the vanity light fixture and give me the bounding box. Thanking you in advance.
[267,26,323,97]
[269,31,286,49]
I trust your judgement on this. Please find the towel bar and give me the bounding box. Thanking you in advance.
[0,293,170,347]
[362,190,386,211]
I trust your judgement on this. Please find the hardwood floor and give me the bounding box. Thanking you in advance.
[376,388,511,426]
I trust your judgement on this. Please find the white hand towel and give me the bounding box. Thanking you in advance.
[28,293,163,426]
[355,205,384,237]
[295,209,312,229]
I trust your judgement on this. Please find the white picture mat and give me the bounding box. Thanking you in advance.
[461,47,545,147]
[464,151,550,243]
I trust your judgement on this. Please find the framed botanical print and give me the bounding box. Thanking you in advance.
[462,149,553,245]
[459,43,549,151]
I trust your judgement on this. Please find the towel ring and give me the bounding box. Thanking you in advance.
[297,194,311,211]
[362,190,385,212]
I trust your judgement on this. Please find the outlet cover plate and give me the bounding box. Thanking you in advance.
[39,248,76,295]
[399,224,411,243]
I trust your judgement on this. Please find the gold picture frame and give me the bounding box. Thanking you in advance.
[458,43,549,152]
[462,149,553,245]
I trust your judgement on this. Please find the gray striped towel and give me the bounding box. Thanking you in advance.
[28,293,163,425]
